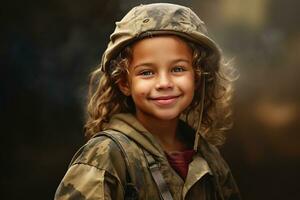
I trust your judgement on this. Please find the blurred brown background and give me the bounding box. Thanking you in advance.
[1,0,299,199]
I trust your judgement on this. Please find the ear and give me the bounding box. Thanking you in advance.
[118,80,131,96]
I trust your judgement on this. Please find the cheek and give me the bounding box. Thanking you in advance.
[131,79,150,97]
[180,74,195,90]
[183,75,196,103]
[187,83,195,100]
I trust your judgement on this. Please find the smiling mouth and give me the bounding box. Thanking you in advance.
[150,95,180,106]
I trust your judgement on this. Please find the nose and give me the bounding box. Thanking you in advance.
[155,72,174,90]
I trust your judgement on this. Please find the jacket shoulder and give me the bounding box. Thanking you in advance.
[55,135,128,200]
[200,138,230,174]
[70,135,127,182]
[200,139,242,199]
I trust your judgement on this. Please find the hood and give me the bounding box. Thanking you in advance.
[105,113,164,158]
[105,113,196,158]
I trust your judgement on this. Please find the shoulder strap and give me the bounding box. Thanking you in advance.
[95,130,174,200]
[93,130,138,200]
[143,150,174,200]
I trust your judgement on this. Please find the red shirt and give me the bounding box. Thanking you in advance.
[166,149,195,180]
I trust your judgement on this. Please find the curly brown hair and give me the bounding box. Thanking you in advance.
[84,35,235,146]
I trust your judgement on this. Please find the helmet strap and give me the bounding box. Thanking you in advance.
[193,74,206,151]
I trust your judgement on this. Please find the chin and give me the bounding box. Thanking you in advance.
[154,112,181,121]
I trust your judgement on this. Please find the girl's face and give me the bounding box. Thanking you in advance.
[119,35,195,122]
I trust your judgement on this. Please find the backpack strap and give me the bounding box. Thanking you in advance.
[94,130,174,200]
[143,150,174,200]
[93,130,138,200]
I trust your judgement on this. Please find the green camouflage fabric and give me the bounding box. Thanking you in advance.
[55,113,241,200]
[100,3,221,73]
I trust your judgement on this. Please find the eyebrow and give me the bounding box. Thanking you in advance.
[133,58,191,70]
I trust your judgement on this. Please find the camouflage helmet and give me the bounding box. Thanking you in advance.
[100,3,221,72]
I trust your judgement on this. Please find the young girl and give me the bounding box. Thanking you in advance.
[55,3,241,200]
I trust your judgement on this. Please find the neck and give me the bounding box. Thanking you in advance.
[135,113,185,151]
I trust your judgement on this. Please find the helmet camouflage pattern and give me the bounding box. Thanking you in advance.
[100,3,221,72]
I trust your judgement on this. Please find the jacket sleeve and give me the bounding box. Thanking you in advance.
[54,137,127,200]
[222,169,242,200]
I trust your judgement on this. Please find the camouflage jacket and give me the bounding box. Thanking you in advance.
[55,113,241,200]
